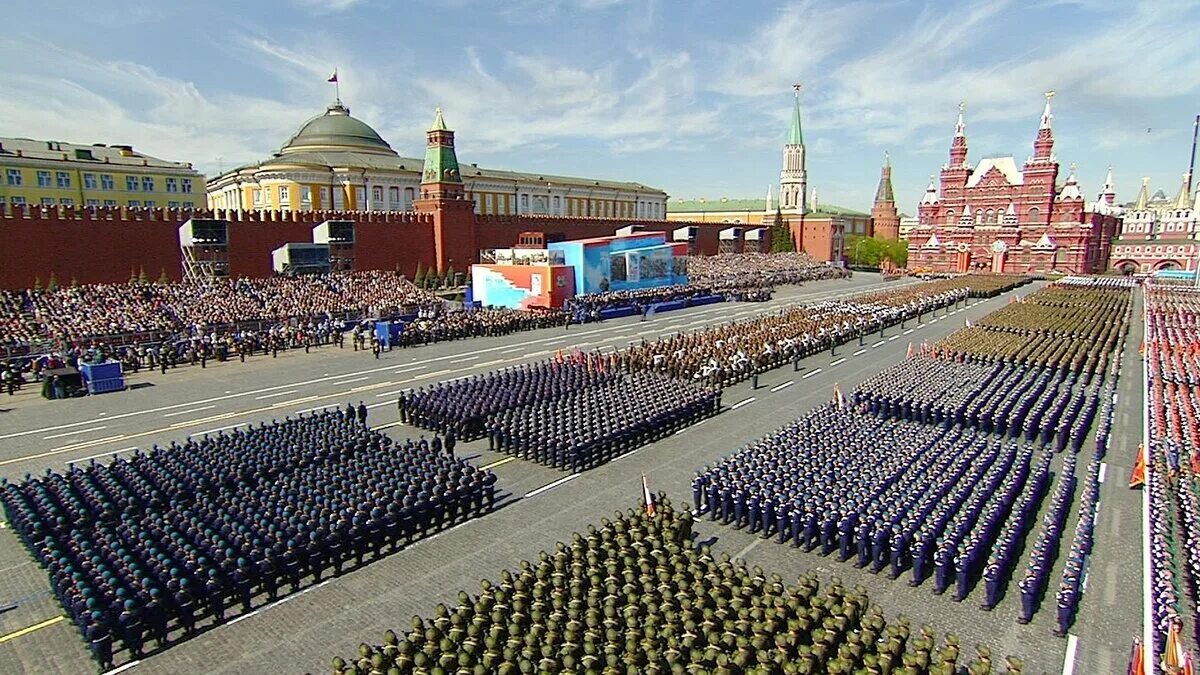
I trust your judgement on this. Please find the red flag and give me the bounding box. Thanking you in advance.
[1128,638,1143,675]
[1129,443,1146,488]
[906,342,914,358]
[327,70,338,83]
[642,474,656,517]
[832,382,845,410]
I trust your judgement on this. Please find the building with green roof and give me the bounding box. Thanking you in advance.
[207,100,669,220]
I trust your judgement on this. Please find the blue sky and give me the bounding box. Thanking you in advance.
[1,0,1197,213]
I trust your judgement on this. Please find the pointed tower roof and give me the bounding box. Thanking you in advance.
[955,102,966,137]
[787,90,804,145]
[874,152,895,204]
[1098,165,1115,200]
[1177,172,1193,209]
[1135,177,1150,210]
[920,175,939,204]
[1057,163,1083,201]
[429,107,449,132]
[1040,91,1055,130]
[765,184,774,213]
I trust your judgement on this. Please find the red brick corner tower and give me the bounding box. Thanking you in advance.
[870,151,900,240]
[413,108,477,273]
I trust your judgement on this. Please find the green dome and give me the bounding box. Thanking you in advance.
[280,103,395,155]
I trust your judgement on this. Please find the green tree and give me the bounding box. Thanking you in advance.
[129,266,138,284]
[884,239,909,268]
[769,211,795,253]
[443,266,456,288]
[413,262,425,288]
[47,272,59,291]
[157,268,171,284]
[33,277,42,292]
[138,266,149,284]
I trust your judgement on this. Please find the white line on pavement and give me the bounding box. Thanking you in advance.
[163,405,215,417]
[193,423,247,436]
[830,358,846,366]
[525,474,579,498]
[903,329,914,335]
[254,390,299,400]
[101,660,142,675]
[852,349,867,356]
[44,426,108,440]
[801,369,823,379]
[328,376,368,385]
[1061,634,1078,675]
[67,446,138,465]
[1099,462,1107,483]
[872,341,886,348]
[888,335,899,341]
[770,381,794,392]
[731,397,756,410]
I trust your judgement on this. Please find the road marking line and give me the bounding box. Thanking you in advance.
[0,615,65,644]
[254,390,298,400]
[903,329,914,335]
[270,395,320,408]
[852,349,867,356]
[227,609,260,626]
[1099,462,1107,483]
[44,426,108,440]
[171,411,239,428]
[0,435,129,467]
[873,341,886,347]
[350,381,395,393]
[101,660,141,675]
[1061,633,1078,675]
[67,447,139,465]
[731,397,756,410]
[801,368,823,379]
[195,423,246,436]
[481,456,516,470]
[164,405,215,417]
[770,381,794,392]
[329,376,368,385]
[375,389,408,398]
[525,474,579,498]
[373,421,402,430]
[830,358,846,366]
[888,335,899,341]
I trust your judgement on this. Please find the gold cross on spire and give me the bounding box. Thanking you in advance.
[792,82,802,93]
[1045,90,1056,101]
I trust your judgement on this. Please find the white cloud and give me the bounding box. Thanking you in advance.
[0,38,320,174]
[293,0,367,13]
[411,47,721,155]
[709,0,872,98]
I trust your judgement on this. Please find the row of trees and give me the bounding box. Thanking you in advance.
[846,234,908,268]
[412,263,462,290]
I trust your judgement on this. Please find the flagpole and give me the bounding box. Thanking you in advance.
[335,68,341,104]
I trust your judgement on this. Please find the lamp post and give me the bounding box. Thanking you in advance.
[853,238,866,268]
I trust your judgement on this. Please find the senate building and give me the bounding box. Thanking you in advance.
[206,100,669,221]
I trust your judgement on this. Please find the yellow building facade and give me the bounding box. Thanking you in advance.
[206,101,668,219]
[0,137,204,210]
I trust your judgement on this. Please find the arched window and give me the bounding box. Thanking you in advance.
[945,209,955,223]
[1028,206,1041,221]
[985,209,995,224]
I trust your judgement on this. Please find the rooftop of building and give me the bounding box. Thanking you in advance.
[212,101,666,195]
[0,137,199,172]
[666,196,869,218]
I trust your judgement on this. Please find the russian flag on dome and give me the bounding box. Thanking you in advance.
[327,70,338,83]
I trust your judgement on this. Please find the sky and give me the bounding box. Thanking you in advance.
[1,0,1197,213]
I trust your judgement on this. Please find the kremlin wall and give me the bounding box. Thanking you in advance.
[0,204,738,290]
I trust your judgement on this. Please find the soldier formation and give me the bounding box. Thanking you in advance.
[0,409,497,670]
[693,277,1133,634]
[1145,282,1200,652]
[616,276,1028,388]
[330,500,1022,674]
[853,356,1102,452]
[488,371,719,471]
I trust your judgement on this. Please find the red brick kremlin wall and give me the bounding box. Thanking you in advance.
[0,205,723,289]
